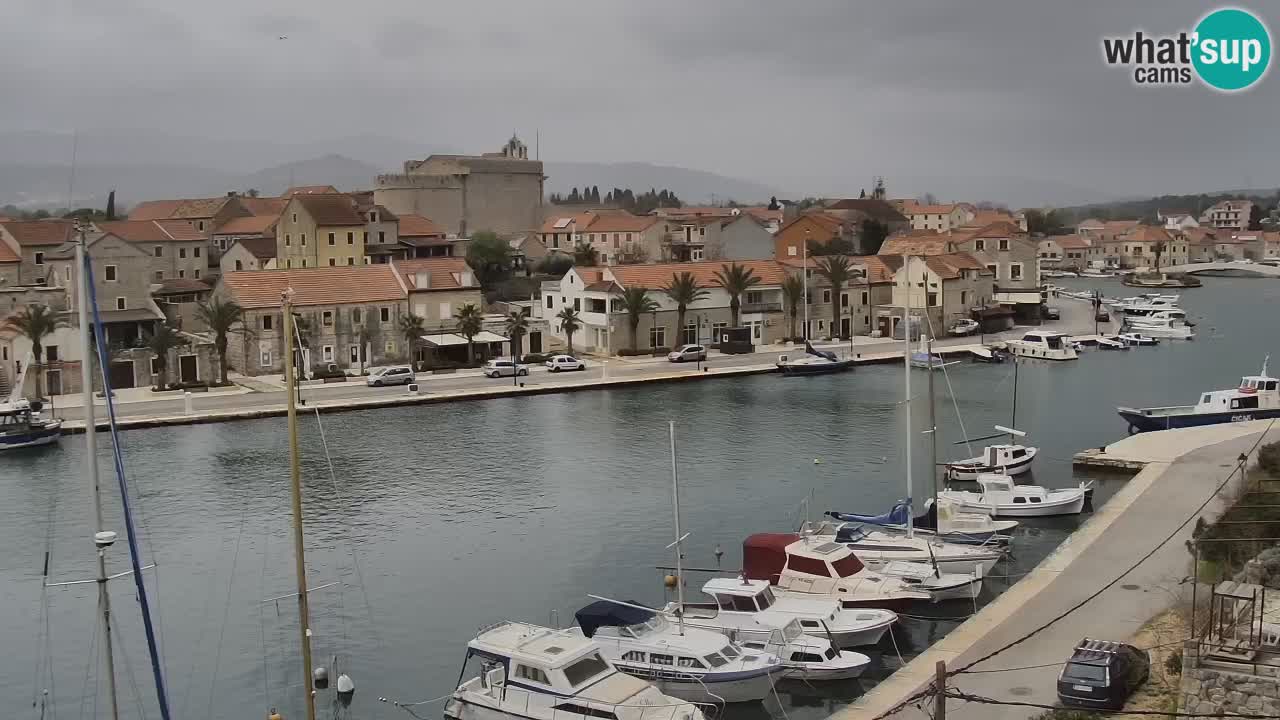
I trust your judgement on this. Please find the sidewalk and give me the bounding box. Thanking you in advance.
[48,382,252,408]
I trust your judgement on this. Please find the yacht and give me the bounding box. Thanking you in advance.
[570,601,782,704]
[446,621,705,720]
[944,443,1037,480]
[1117,359,1280,432]
[802,522,1003,576]
[826,499,1018,546]
[776,341,854,376]
[743,533,980,608]
[938,474,1089,517]
[1004,331,1079,361]
[1119,297,1181,318]
[0,398,63,451]
[670,577,896,649]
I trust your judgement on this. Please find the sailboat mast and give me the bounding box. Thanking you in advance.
[77,230,121,720]
[902,256,913,539]
[283,292,317,720]
[1011,355,1019,428]
[801,236,809,341]
[669,421,686,636]
[927,337,938,501]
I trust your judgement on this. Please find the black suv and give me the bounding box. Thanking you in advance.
[1057,638,1150,710]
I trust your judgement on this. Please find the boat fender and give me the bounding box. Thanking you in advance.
[268,709,283,720]
[336,674,355,695]
[313,666,329,689]
[663,574,678,588]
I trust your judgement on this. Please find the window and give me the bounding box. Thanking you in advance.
[787,554,832,577]
[690,248,703,261]
[286,234,291,246]
[746,290,763,305]
[154,270,164,282]
[822,289,832,303]
[927,292,939,307]
[974,239,985,251]
[546,296,553,309]
[613,236,619,249]
[329,258,336,266]
[649,325,666,348]
[322,345,334,362]
[626,233,633,242]
[286,260,292,268]
[385,340,395,354]
[178,270,186,278]
[45,345,59,362]
[322,311,333,327]
[788,246,797,256]
[34,251,44,265]
[194,247,200,258]
[649,654,673,666]
[704,654,728,668]
[830,553,865,577]
[998,239,1010,251]
[179,247,187,259]
[791,652,824,663]
[347,232,354,244]
[235,260,244,271]
[1010,263,1023,280]
[328,232,336,245]
[260,349,274,367]
[861,291,869,305]
[841,292,849,308]
[351,308,362,324]
[961,290,969,305]
[378,231,385,243]
[197,220,205,231]
[301,259,307,268]
[116,297,126,310]
[563,654,611,687]
[683,323,697,345]
[262,314,274,331]
[380,307,390,323]
[986,264,998,278]
[573,298,581,311]
[676,657,705,669]
[154,246,163,257]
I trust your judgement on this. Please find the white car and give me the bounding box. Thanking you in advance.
[667,344,708,363]
[366,365,416,386]
[482,359,530,378]
[545,355,586,372]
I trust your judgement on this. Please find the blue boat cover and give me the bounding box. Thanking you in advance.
[826,501,912,526]
[805,340,838,362]
[575,600,655,638]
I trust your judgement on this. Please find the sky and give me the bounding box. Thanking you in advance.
[1,0,1278,204]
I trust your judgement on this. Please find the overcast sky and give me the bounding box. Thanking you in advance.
[2,1,1277,203]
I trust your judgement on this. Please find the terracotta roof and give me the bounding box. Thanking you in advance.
[1103,220,1141,233]
[585,213,658,233]
[97,220,205,243]
[925,252,987,280]
[969,210,1017,227]
[220,265,406,309]
[585,280,622,292]
[285,185,340,196]
[878,231,953,256]
[171,197,232,219]
[392,257,473,291]
[1123,225,1173,243]
[1076,218,1106,228]
[397,213,447,237]
[229,237,277,260]
[857,256,898,284]
[1181,227,1217,245]
[539,211,596,234]
[606,260,789,289]
[825,199,908,223]
[906,204,959,215]
[964,221,1022,239]
[238,196,289,217]
[214,215,278,236]
[744,207,784,224]
[154,278,212,295]
[0,220,75,246]
[128,197,236,221]
[293,194,364,226]
[127,200,185,220]
[655,206,737,218]
[1047,234,1091,250]
[0,241,19,263]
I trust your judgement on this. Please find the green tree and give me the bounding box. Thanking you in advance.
[105,190,116,221]
[781,275,805,340]
[535,253,574,276]
[1153,240,1167,269]
[464,230,513,287]
[2,304,65,398]
[572,241,599,266]
[194,297,248,385]
[398,313,426,366]
[809,237,856,256]
[1249,204,1265,231]
[454,303,484,364]
[145,322,184,389]
[713,262,761,327]
[619,287,659,351]
[768,196,781,211]
[356,312,380,373]
[860,219,891,255]
[661,272,708,347]
[505,311,530,359]
[556,306,581,354]
[815,255,854,339]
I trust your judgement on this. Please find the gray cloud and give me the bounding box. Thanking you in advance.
[0,0,1277,206]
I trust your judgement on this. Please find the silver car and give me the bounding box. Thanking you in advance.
[366,365,416,386]
[545,355,586,372]
[667,344,707,363]
[483,359,530,378]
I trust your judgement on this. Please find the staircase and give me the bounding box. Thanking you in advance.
[0,365,10,398]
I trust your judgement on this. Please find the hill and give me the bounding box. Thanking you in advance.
[1060,188,1280,223]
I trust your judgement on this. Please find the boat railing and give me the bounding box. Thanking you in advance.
[493,680,707,720]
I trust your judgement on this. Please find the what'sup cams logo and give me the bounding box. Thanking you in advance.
[1102,7,1271,91]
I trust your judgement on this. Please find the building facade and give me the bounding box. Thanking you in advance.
[276,194,369,269]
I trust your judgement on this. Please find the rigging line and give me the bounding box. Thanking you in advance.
[258,522,271,711]
[919,311,972,457]
[204,481,252,720]
[112,620,149,720]
[35,447,63,720]
[178,536,225,717]
[308,406,349,653]
[78,610,100,720]
[951,419,1277,677]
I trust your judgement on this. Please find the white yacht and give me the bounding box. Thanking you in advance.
[945,443,1037,480]
[670,577,896,650]
[1004,331,1079,361]
[802,522,1003,576]
[570,601,781,704]
[826,498,1019,546]
[446,622,705,720]
[938,474,1088,517]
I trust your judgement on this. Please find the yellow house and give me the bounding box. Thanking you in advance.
[276,194,369,269]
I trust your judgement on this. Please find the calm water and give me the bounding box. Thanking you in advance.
[2,277,1278,720]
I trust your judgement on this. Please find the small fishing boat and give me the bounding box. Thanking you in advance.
[949,318,980,337]
[672,577,897,649]
[1127,309,1194,327]
[1096,336,1127,350]
[1118,332,1160,346]
[1124,321,1194,340]
[824,500,1018,547]
[1005,330,1079,361]
[571,601,782,704]
[446,622,705,720]
[1117,359,1280,432]
[910,337,957,370]
[938,474,1089,517]
[969,346,1007,363]
[0,398,63,451]
[776,341,855,375]
[1079,270,1111,278]
[804,521,1003,576]
[945,441,1037,480]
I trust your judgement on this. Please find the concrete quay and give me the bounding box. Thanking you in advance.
[834,419,1280,720]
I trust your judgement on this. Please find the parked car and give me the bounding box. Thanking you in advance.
[1056,638,1149,710]
[483,359,529,378]
[1044,306,1062,320]
[545,355,586,372]
[366,365,416,387]
[667,344,708,363]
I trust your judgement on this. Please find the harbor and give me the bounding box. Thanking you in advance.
[3,276,1280,720]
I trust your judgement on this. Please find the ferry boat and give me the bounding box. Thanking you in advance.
[1117,360,1280,433]
[446,621,704,720]
[570,601,782,704]
[0,398,63,451]
[1004,331,1079,361]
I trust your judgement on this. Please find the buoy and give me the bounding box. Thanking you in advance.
[336,673,355,694]
[713,545,723,566]
[268,708,283,720]
[313,666,329,689]
[813,458,821,464]
[663,574,677,588]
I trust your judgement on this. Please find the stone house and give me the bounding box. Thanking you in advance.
[1104,225,1187,269]
[45,231,166,350]
[779,255,896,339]
[97,219,210,283]
[0,220,76,285]
[275,194,369,269]
[773,213,865,260]
[397,214,454,258]
[823,198,911,240]
[1040,235,1092,270]
[219,237,278,274]
[1200,199,1253,231]
[904,203,975,233]
[218,264,411,375]
[875,253,994,339]
[391,257,487,361]
[128,194,252,235]
[211,215,278,255]
[708,214,778,261]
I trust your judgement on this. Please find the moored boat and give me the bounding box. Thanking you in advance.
[1005,331,1079,361]
[0,398,63,451]
[777,341,855,375]
[945,442,1037,480]
[969,346,1007,363]
[824,499,1017,546]
[938,474,1089,517]
[1117,359,1280,433]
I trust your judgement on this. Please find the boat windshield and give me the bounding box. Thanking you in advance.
[830,553,865,578]
[1044,335,1063,349]
[757,586,777,609]
[720,644,740,660]
[563,653,612,688]
[622,616,667,637]
[780,619,804,643]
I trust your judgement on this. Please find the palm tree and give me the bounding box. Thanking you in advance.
[195,297,247,385]
[573,241,599,266]
[781,275,805,341]
[619,287,659,351]
[713,262,761,327]
[145,323,184,389]
[505,311,530,360]
[454,303,484,364]
[1153,240,1167,270]
[2,304,64,398]
[661,272,708,346]
[398,313,426,366]
[815,255,854,339]
[556,306,581,354]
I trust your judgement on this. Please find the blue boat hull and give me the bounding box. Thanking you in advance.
[1117,406,1280,433]
[778,360,855,376]
[0,424,63,451]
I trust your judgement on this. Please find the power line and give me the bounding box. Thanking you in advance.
[943,689,1278,719]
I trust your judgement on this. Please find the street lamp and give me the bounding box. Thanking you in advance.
[651,308,658,356]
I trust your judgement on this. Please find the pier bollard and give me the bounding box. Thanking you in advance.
[407,383,419,395]
[183,391,193,415]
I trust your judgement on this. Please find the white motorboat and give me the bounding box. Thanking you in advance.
[446,622,705,720]
[1079,270,1111,278]
[1096,337,1128,350]
[671,577,896,649]
[743,533,981,608]
[803,521,1003,576]
[949,318,980,336]
[0,354,63,451]
[571,601,782,704]
[969,346,1007,363]
[776,342,855,375]
[1120,298,1182,318]
[825,498,1018,547]
[938,474,1089,517]
[1004,331,1079,361]
[945,442,1037,480]
[730,623,869,681]
[1118,332,1160,346]
[1127,309,1193,326]
[1124,321,1194,339]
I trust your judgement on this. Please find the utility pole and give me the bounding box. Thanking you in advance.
[935,661,947,720]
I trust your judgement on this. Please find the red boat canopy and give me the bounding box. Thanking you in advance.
[743,533,801,582]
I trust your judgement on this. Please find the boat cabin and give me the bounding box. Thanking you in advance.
[1019,331,1067,349]
[573,601,748,672]
[1194,374,1280,412]
[980,444,1028,468]
[461,621,618,698]
[743,533,866,585]
[977,474,1016,496]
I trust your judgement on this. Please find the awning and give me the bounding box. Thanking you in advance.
[420,331,509,347]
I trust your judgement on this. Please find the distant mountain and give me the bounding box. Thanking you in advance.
[225,155,385,197]
[545,161,784,205]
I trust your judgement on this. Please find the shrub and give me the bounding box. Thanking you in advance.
[617,347,671,357]
[1164,648,1183,676]
[1258,441,1280,476]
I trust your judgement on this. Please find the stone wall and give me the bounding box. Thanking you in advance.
[1179,642,1280,717]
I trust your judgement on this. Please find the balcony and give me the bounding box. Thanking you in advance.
[741,302,782,313]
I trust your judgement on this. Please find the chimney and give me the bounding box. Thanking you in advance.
[227,191,237,197]
[415,271,431,288]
